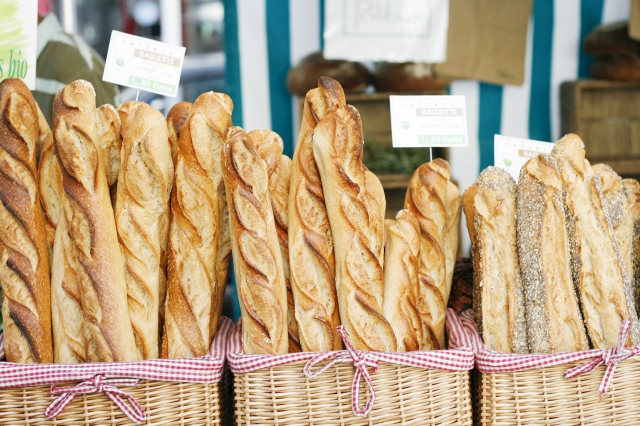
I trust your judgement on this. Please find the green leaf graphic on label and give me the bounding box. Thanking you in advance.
[0,0,28,81]
[116,57,125,66]
[401,120,410,129]
[504,158,512,166]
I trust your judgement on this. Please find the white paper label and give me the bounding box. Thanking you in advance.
[389,95,468,148]
[102,31,185,97]
[324,0,449,62]
[494,135,554,182]
[0,0,37,89]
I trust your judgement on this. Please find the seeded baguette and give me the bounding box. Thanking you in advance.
[623,178,640,312]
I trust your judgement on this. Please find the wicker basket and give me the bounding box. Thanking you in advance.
[0,318,232,426]
[229,310,474,425]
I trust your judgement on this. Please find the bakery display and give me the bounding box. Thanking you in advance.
[223,127,288,355]
[0,79,53,363]
[465,167,528,353]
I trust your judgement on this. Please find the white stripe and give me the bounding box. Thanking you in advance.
[602,0,630,24]
[449,80,480,256]
[35,77,67,95]
[237,0,272,131]
[290,0,321,146]
[551,0,580,141]
[500,17,533,140]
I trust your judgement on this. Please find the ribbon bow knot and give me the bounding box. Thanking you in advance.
[304,325,379,417]
[44,374,146,423]
[565,320,640,399]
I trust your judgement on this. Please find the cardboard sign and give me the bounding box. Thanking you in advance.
[494,135,554,181]
[103,31,185,97]
[389,95,468,148]
[0,0,37,89]
[324,0,449,63]
[631,0,640,41]
[434,0,533,86]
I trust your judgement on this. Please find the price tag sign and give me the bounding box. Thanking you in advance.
[389,95,468,148]
[494,135,554,181]
[0,0,37,89]
[103,31,185,97]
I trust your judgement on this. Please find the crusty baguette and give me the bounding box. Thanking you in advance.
[167,101,193,165]
[288,77,344,352]
[467,167,528,353]
[313,105,396,352]
[551,134,639,348]
[0,79,53,363]
[223,127,288,354]
[95,104,121,188]
[364,169,386,265]
[444,181,462,299]
[116,103,173,360]
[517,155,588,353]
[383,210,425,352]
[623,178,640,311]
[248,130,299,352]
[38,122,61,266]
[53,80,137,362]
[36,102,50,165]
[162,92,233,358]
[404,159,450,350]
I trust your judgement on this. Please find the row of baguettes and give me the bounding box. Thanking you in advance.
[466,134,640,353]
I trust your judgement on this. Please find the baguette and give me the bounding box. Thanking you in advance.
[248,130,299,351]
[551,134,639,348]
[53,80,137,362]
[36,102,50,164]
[623,178,640,312]
[383,210,424,352]
[0,79,53,363]
[167,102,193,165]
[223,127,288,354]
[444,181,462,299]
[38,121,61,265]
[466,167,528,353]
[313,105,396,352]
[162,92,233,358]
[116,103,173,359]
[95,104,121,188]
[404,159,450,350]
[288,77,344,352]
[517,155,588,353]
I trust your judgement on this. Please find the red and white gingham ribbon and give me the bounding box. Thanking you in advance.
[564,320,640,398]
[304,325,379,417]
[44,374,145,423]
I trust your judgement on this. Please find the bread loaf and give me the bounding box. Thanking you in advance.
[288,77,344,352]
[364,169,386,265]
[517,154,588,353]
[36,103,51,165]
[116,103,173,359]
[465,167,528,353]
[404,159,450,350]
[38,120,61,265]
[248,130,299,352]
[0,79,53,363]
[286,52,370,96]
[53,80,137,362]
[623,179,640,311]
[551,134,639,348]
[162,92,232,358]
[444,181,461,301]
[383,210,424,352]
[95,104,121,188]
[167,102,193,165]
[313,105,396,352]
[223,127,288,354]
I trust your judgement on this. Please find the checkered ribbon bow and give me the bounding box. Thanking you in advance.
[44,374,146,423]
[304,325,380,417]
[564,320,640,398]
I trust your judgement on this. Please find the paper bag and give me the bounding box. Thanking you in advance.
[434,0,533,86]
[630,0,640,41]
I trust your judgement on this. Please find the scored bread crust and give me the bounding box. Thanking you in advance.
[248,130,299,352]
[623,178,640,312]
[116,103,173,360]
[167,102,193,165]
[38,121,60,266]
[383,210,425,352]
[53,80,137,362]
[404,159,450,350]
[36,102,50,165]
[288,77,344,352]
[552,134,640,348]
[162,92,233,358]
[517,154,588,353]
[470,167,528,353]
[95,104,122,188]
[0,79,53,363]
[444,181,462,302]
[313,105,396,352]
[223,127,288,355]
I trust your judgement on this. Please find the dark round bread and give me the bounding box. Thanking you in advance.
[591,54,640,81]
[584,22,640,56]
[286,51,370,96]
[373,62,450,92]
